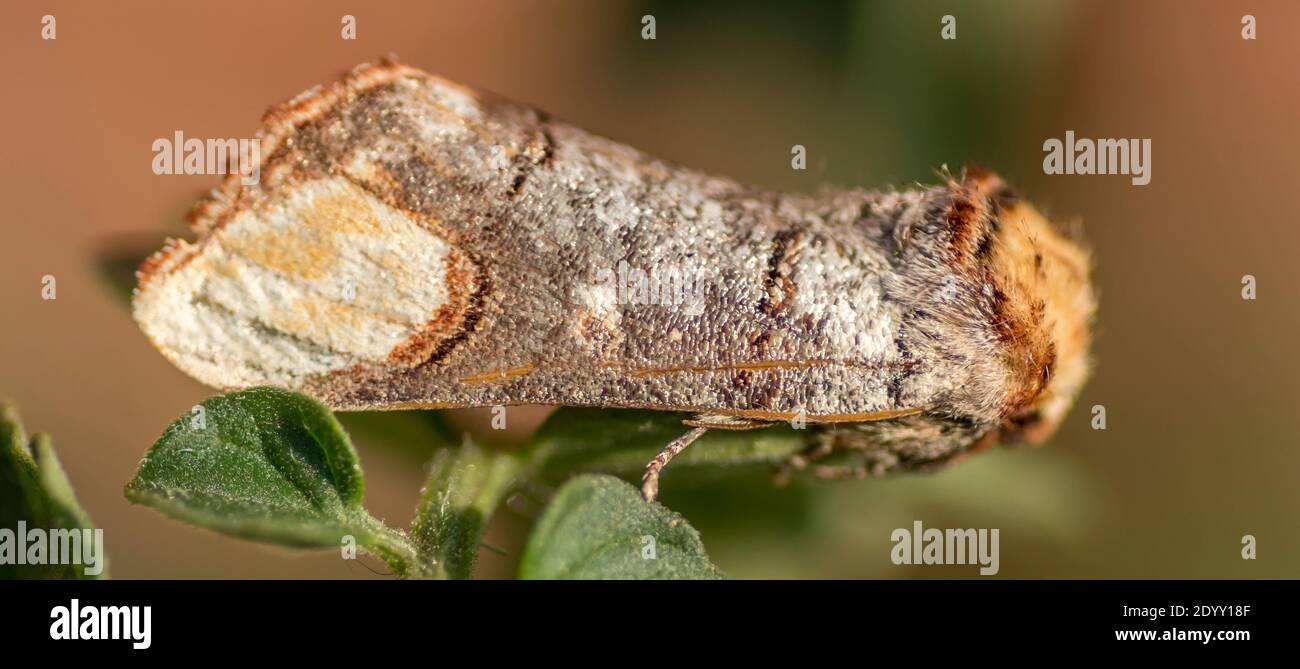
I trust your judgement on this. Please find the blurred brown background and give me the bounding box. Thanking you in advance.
[1,0,1296,578]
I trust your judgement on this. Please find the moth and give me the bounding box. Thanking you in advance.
[134,58,1096,501]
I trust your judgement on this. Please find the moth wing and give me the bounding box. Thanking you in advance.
[134,62,484,392]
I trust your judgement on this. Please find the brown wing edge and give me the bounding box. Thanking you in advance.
[134,56,464,291]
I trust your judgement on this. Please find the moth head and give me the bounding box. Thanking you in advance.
[945,167,1097,445]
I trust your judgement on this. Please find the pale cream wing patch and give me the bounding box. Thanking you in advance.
[134,176,463,389]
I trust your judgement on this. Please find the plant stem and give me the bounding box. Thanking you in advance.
[350,512,420,577]
[408,441,527,579]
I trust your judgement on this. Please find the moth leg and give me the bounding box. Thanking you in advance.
[641,426,709,502]
[641,414,776,501]
[773,440,834,486]
[810,464,874,480]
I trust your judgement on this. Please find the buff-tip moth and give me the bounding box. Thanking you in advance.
[133,58,1096,501]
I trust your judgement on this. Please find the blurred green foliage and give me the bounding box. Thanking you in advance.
[1,403,104,579]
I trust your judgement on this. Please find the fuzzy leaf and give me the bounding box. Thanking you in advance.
[0,403,104,579]
[125,387,413,570]
[519,474,725,579]
[409,440,523,579]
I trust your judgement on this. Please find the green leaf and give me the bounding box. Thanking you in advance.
[409,439,523,579]
[0,403,105,579]
[125,387,414,573]
[530,408,807,486]
[519,474,726,580]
